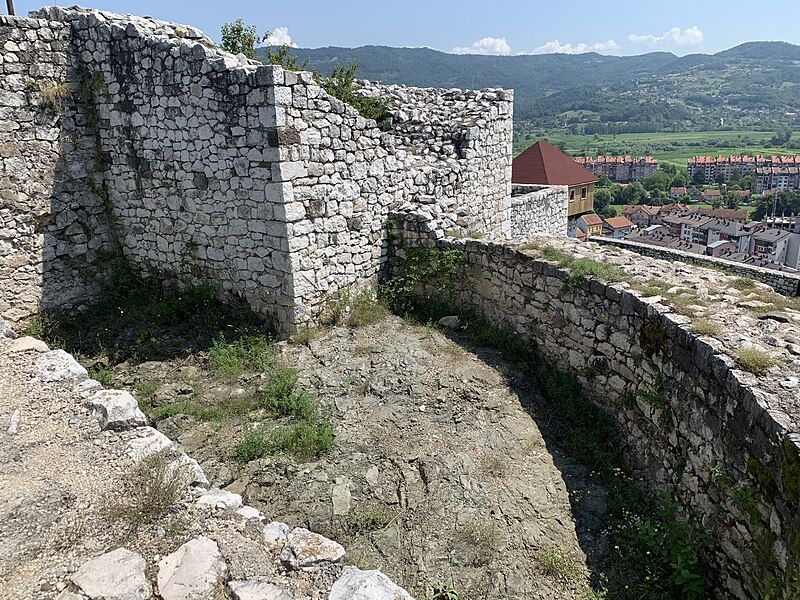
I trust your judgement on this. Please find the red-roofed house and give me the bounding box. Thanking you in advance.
[576,213,604,238]
[602,216,635,238]
[512,140,598,217]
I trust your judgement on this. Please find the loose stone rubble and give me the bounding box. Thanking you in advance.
[0,319,415,599]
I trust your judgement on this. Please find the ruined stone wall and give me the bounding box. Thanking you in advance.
[0,14,115,324]
[395,218,800,599]
[29,7,303,325]
[508,184,568,237]
[597,236,800,297]
[3,7,514,331]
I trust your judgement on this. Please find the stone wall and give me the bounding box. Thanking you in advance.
[0,7,515,331]
[394,220,800,599]
[0,14,116,323]
[597,236,800,297]
[508,184,568,237]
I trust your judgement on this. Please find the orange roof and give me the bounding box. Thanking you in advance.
[581,213,603,225]
[512,140,598,186]
[604,216,634,229]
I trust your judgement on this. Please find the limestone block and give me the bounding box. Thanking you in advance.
[157,537,227,600]
[71,548,151,600]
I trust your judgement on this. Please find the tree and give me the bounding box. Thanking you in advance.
[641,170,671,193]
[267,45,308,71]
[715,172,726,186]
[594,187,614,216]
[618,181,646,205]
[771,126,793,147]
[671,172,687,187]
[691,170,706,185]
[221,19,259,59]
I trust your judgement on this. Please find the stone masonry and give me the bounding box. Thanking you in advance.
[0,14,115,323]
[394,215,800,599]
[1,6,534,332]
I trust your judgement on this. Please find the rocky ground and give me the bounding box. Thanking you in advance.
[114,316,608,599]
[0,330,411,600]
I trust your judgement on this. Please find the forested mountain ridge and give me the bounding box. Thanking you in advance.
[258,42,800,132]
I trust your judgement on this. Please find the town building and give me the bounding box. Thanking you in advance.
[670,186,687,199]
[621,205,660,229]
[574,155,658,183]
[513,140,597,218]
[576,213,604,239]
[751,229,790,263]
[688,154,800,192]
[602,216,634,238]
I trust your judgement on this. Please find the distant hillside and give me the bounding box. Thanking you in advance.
[258,42,800,132]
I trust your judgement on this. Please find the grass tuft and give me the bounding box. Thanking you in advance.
[103,452,185,527]
[736,348,777,375]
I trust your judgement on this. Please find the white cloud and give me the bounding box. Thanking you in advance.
[452,36,512,55]
[264,26,297,48]
[627,26,704,48]
[531,39,620,55]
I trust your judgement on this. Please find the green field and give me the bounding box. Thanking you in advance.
[514,130,796,170]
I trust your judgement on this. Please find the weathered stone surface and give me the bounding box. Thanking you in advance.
[329,567,413,600]
[7,336,49,353]
[157,536,227,600]
[196,488,243,510]
[35,350,89,385]
[71,547,151,600]
[86,390,147,431]
[228,580,291,600]
[262,522,289,548]
[280,528,345,569]
[126,426,174,461]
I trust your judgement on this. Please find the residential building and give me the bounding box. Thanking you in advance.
[661,214,711,242]
[696,207,748,222]
[688,154,800,191]
[670,186,687,199]
[576,213,604,238]
[706,240,736,257]
[695,219,751,253]
[621,204,660,229]
[701,188,721,202]
[754,166,800,194]
[751,229,790,263]
[602,216,634,238]
[513,140,598,218]
[574,155,658,183]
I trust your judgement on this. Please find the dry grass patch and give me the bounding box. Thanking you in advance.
[735,348,777,375]
[692,318,722,337]
[103,452,186,528]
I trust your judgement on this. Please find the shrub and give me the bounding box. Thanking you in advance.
[430,582,460,600]
[209,334,274,380]
[539,245,623,288]
[103,452,186,527]
[692,318,722,336]
[453,521,500,565]
[220,19,258,58]
[736,348,777,375]
[319,62,393,130]
[236,418,334,463]
[541,551,578,580]
[260,367,317,421]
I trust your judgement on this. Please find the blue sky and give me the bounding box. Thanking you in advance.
[14,0,800,56]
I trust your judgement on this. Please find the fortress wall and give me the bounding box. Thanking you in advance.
[0,15,116,324]
[597,236,800,297]
[395,216,800,598]
[32,7,300,325]
[3,7,514,331]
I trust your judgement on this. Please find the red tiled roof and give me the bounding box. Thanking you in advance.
[512,140,598,186]
[604,216,634,229]
[581,213,603,225]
